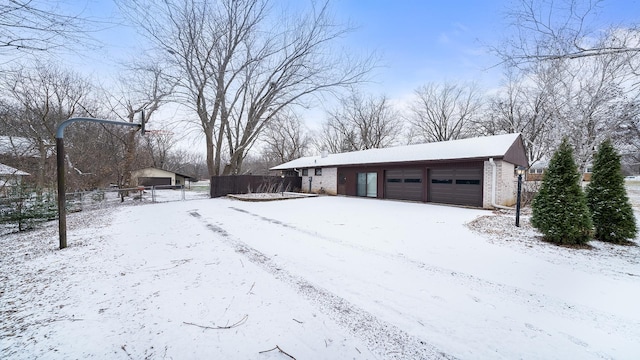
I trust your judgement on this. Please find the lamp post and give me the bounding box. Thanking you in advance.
[515,166,526,227]
[280,174,285,196]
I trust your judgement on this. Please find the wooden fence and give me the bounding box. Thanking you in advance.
[210,175,302,198]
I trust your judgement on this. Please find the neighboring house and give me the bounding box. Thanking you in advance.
[130,167,192,187]
[271,133,528,209]
[0,163,30,197]
[526,161,592,182]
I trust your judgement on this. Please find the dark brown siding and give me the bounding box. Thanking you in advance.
[336,160,484,207]
[503,135,529,167]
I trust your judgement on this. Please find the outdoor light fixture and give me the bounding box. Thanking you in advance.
[515,166,527,227]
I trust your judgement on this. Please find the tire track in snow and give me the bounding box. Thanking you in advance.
[225,207,640,345]
[188,210,454,360]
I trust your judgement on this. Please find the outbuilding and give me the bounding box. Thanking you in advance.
[270,133,528,209]
[131,167,192,187]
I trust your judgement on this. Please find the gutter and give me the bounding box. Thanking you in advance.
[489,158,514,210]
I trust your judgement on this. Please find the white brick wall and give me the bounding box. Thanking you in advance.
[301,167,337,195]
[483,159,518,208]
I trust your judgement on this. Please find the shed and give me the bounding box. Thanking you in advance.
[271,133,528,209]
[0,163,30,197]
[131,167,192,187]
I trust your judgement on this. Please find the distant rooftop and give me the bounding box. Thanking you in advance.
[0,163,30,176]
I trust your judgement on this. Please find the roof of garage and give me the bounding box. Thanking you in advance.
[271,133,528,170]
[132,167,192,179]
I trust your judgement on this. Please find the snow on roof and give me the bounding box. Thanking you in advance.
[271,133,522,170]
[0,136,40,157]
[0,163,30,176]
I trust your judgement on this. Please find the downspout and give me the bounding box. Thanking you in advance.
[489,158,514,210]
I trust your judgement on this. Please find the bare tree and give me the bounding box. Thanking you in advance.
[614,100,640,173]
[0,64,96,188]
[498,0,640,73]
[119,0,374,177]
[139,129,179,170]
[407,82,482,143]
[162,148,205,178]
[317,92,402,152]
[478,67,559,165]
[261,110,310,165]
[493,0,640,170]
[105,61,175,187]
[0,0,96,59]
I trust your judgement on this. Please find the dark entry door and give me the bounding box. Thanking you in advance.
[429,167,482,207]
[138,177,171,186]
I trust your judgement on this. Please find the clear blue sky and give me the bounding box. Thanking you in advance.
[331,0,508,95]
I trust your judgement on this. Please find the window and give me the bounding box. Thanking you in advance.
[315,168,322,176]
[404,178,422,183]
[302,169,308,176]
[386,178,402,183]
[456,179,480,185]
[357,172,377,197]
[529,168,544,174]
[431,179,453,184]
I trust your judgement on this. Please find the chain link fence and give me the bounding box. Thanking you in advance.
[1,183,211,234]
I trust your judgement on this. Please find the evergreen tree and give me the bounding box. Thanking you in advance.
[0,183,57,232]
[586,139,637,243]
[531,138,592,245]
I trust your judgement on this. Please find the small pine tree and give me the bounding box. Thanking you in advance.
[0,183,58,231]
[531,138,592,245]
[586,139,637,243]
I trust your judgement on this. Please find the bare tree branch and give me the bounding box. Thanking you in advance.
[0,0,98,58]
[119,0,375,177]
[408,82,482,143]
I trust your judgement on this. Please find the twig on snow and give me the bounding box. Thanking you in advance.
[121,345,134,359]
[183,314,248,330]
[258,345,296,360]
[247,282,255,295]
[292,318,303,324]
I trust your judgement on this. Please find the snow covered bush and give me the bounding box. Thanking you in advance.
[531,138,592,245]
[586,139,637,243]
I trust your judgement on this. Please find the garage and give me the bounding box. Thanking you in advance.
[429,167,483,207]
[138,177,171,187]
[385,169,423,201]
[270,133,528,209]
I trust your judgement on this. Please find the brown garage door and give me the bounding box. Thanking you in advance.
[429,167,482,207]
[138,177,171,186]
[385,169,423,201]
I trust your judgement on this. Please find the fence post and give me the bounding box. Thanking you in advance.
[181,185,185,200]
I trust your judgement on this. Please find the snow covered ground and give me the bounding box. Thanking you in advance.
[2,187,640,359]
